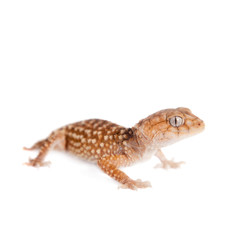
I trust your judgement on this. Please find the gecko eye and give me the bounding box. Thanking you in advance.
[169,116,184,127]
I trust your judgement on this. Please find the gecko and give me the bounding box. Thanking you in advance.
[24,107,205,190]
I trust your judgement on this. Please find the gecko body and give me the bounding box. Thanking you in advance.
[24,107,205,190]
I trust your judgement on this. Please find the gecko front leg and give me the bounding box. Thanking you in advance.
[154,149,185,169]
[98,155,151,190]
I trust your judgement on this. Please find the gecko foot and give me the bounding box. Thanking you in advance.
[118,179,152,190]
[155,159,185,169]
[23,158,51,167]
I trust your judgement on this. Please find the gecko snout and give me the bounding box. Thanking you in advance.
[192,118,205,134]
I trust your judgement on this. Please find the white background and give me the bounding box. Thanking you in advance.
[0,1,240,239]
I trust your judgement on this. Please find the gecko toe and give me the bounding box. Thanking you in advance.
[23,146,31,151]
[23,158,51,167]
[118,183,138,191]
[135,179,152,188]
[118,179,151,190]
[155,159,185,169]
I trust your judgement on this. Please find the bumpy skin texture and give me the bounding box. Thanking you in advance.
[24,107,205,190]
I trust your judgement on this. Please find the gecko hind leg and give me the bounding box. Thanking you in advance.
[98,156,151,190]
[24,130,66,167]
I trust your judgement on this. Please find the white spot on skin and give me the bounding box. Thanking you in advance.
[120,129,125,134]
[96,149,101,154]
[76,134,82,139]
[81,138,86,143]
[100,143,104,147]
[72,133,76,138]
[73,141,81,147]
[85,130,92,137]
[92,139,96,144]
[91,149,95,154]
[104,136,108,141]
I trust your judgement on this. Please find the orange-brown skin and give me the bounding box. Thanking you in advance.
[24,107,205,190]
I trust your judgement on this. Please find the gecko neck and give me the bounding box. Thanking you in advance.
[129,127,157,157]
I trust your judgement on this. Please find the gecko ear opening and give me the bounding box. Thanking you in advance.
[169,116,184,127]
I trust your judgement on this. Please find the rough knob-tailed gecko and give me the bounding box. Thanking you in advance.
[24,107,205,190]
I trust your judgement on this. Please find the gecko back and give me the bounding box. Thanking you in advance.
[65,119,134,162]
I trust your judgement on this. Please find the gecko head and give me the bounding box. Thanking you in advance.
[135,107,205,147]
